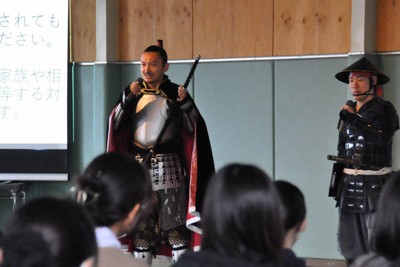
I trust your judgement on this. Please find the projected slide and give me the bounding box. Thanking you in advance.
[0,0,68,180]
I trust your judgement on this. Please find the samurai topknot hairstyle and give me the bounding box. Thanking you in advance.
[143,45,168,65]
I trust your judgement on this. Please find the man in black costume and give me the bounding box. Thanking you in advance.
[332,57,399,265]
[107,45,214,264]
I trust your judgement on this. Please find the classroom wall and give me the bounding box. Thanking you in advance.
[71,0,352,61]
[2,52,400,259]
[70,0,400,62]
[274,57,348,258]
[68,54,400,259]
[190,56,347,258]
[2,0,400,262]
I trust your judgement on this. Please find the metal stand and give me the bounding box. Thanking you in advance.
[0,182,26,213]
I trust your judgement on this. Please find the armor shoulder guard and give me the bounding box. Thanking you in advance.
[159,79,180,100]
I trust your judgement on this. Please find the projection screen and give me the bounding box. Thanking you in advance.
[0,0,69,181]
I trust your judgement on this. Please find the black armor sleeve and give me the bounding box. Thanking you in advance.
[340,99,399,147]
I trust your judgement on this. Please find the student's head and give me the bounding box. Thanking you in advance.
[275,180,306,233]
[3,197,97,267]
[275,180,307,248]
[0,230,56,267]
[72,152,152,232]
[371,172,400,261]
[201,163,284,263]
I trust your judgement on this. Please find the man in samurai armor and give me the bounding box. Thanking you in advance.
[107,44,214,264]
[332,57,399,266]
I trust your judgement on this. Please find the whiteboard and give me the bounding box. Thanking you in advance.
[0,0,68,180]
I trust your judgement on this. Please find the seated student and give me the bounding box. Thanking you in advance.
[1,197,97,267]
[351,172,400,267]
[275,180,307,267]
[172,163,285,267]
[0,230,56,267]
[71,152,152,267]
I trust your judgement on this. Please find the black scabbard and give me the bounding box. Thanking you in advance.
[329,162,344,198]
[142,55,201,167]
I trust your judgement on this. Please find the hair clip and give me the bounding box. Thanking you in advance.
[68,186,99,205]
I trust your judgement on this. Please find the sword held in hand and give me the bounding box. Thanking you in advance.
[183,55,201,89]
[142,55,201,167]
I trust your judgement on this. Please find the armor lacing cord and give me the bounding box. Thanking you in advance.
[133,247,153,252]
[171,243,189,250]
[343,167,392,176]
[140,88,169,99]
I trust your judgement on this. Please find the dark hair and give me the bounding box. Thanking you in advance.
[4,197,96,267]
[275,180,306,232]
[372,172,400,261]
[0,230,56,267]
[201,163,284,263]
[74,152,152,226]
[143,45,168,65]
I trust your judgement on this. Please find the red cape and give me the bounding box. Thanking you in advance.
[107,100,215,250]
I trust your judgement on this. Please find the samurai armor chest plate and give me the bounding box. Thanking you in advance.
[133,94,177,149]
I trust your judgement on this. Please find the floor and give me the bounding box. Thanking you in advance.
[151,256,172,267]
[306,258,346,267]
[151,256,346,267]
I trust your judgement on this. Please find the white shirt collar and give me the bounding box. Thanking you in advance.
[95,226,121,248]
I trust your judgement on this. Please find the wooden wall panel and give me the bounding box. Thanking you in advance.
[71,0,400,61]
[193,0,273,59]
[70,0,96,62]
[118,0,192,61]
[118,0,155,61]
[274,0,351,56]
[155,0,193,59]
[377,0,400,52]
